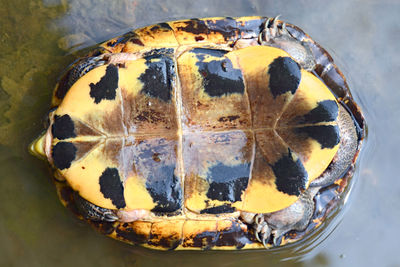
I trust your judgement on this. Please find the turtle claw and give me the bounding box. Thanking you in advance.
[282,22,287,32]
[258,15,316,71]
[265,17,273,28]
[103,211,119,222]
[271,229,285,247]
[259,15,286,44]
[253,214,272,248]
[273,236,280,247]
[281,22,290,35]
[261,227,271,248]
[272,15,281,34]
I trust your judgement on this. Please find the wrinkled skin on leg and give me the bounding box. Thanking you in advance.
[73,192,119,222]
[264,187,319,246]
[73,191,151,222]
[258,16,316,71]
[241,187,319,247]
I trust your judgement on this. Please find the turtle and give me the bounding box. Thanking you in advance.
[30,16,365,250]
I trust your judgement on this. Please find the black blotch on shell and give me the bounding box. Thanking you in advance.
[115,226,148,244]
[107,32,141,47]
[204,17,263,40]
[200,204,236,214]
[89,64,119,104]
[215,221,250,249]
[99,167,126,209]
[205,162,250,202]
[176,19,209,35]
[296,100,339,124]
[193,48,245,97]
[190,230,218,249]
[204,17,238,40]
[148,233,182,250]
[270,149,308,196]
[268,56,301,98]
[139,54,175,102]
[52,114,76,140]
[56,57,104,100]
[176,17,256,42]
[207,177,249,203]
[52,142,77,170]
[296,125,340,149]
[157,22,173,30]
[146,166,182,213]
[121,31,145,46]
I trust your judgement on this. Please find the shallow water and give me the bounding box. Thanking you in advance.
[0,0,399,266]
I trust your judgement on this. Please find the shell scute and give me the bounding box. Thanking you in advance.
[214,220,251,249]
[183,130,253,213]
[89,64,119,104]
[148,220,184,250]
[119,55,178,134]
[114,221,151,245]
[98,167,126,209]
[170,16,264,46]
[101,23,178,54]
[181,220,218,249]
[178,48,251,131]
[138,53,175,102]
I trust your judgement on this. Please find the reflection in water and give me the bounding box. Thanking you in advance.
[0,0,71,147]
[119,245,332,267]
[0,0,72,266]
[55,0,139,51]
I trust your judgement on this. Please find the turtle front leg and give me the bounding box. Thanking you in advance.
[73,192,119,222]
[258,16,316,71]
[241,187,319,248]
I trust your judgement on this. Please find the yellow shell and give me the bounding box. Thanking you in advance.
[50,44,339,214]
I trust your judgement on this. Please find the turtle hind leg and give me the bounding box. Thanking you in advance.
[266,187,319,246]
[73,191,118,222]
[242,187,318,248]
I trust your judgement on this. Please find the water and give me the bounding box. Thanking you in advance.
[0,0,398,266]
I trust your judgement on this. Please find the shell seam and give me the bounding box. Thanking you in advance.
[234,53,255,211]
[169,26,186,224]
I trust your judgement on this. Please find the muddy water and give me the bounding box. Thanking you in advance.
[0,0,398,266]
